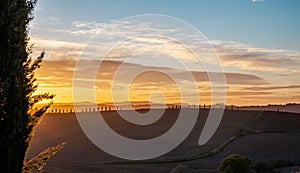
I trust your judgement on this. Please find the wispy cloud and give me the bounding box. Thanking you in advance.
[243,85,300,91]
[212,41,300,73]
[252,0,264,3]
[36,57,269,104]
[59,20,300,72]
[32,20,300,74]
[30,19,300,104]
[37,58,266,86]
[30,36,85,60]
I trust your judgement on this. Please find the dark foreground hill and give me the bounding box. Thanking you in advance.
[27,109,300,173]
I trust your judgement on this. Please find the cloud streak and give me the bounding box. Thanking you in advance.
[37,58,266,86]
[243,85,300,91]
[30,19,300,105]
[212,41,300,73]
[32,20,300,74]
[252,0,264,2]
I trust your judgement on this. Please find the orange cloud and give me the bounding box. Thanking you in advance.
[35,57,299,105]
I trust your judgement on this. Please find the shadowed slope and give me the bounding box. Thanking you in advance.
[28,110,300,172]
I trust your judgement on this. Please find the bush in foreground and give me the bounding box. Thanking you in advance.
[218,154,252,173]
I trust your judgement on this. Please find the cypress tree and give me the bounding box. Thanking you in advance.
[0,0,58,172]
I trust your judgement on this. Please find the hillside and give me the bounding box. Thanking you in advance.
[27,109,300,172]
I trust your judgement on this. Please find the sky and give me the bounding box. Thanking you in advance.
[30,0,300,106]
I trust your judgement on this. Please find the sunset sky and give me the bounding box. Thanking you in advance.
[30,0,300,106]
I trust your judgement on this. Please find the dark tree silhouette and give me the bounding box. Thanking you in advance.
[0,0,63,172]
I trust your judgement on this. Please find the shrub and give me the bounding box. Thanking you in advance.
[218,154,252,173]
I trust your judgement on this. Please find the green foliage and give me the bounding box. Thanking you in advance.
[23,143,66,173]
[0,0,60,172]
[218,154,252,173]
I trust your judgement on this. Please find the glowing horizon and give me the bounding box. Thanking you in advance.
[31,1,300,106]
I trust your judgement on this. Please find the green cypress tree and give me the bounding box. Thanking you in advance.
[0,0,61,172]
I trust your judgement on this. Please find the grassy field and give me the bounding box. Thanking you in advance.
[27,109,300,173]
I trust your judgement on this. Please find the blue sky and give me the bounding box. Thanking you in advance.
[34,0,300,50]
[32,0,300,105]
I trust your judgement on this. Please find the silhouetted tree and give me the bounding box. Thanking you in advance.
[0,0,62,172]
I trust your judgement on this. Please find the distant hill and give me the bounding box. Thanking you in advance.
[240,103,300,114]
[35,102,300,114]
